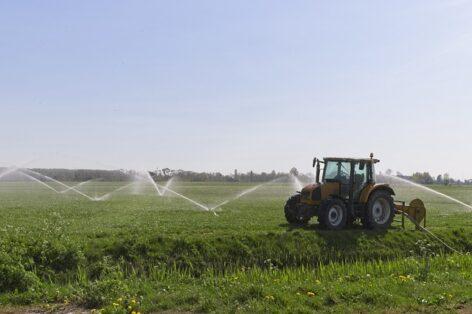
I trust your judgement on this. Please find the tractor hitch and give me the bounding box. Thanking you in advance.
[394,199,426,229]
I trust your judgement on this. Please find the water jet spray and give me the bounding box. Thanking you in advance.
[386,174,472,211]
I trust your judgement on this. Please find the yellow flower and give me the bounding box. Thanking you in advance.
[117,297,123,302]
[128,306,132,310]
[131,299,137,304]
[265,295,275,300]
[399,275,413,282]
[112,303,119,307]
[315,279,321,284]
[131,311,137,314]
[307,291,315,297]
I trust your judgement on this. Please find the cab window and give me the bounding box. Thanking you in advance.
[323,161,351,184]
[354,162,368,185]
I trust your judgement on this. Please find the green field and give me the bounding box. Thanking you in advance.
[0,181,471,313]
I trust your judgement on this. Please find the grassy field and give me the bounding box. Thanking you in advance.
[0,180,471,313]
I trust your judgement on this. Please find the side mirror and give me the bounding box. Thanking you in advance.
[312,157,318,168]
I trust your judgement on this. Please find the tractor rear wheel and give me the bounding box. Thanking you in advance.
[363,190,395,230]
[284,194,309,225]
[318,199,348,230]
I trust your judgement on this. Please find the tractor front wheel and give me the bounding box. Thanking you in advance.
[318,199,348,230]
[284,194,309,225]
[363,190,395,230]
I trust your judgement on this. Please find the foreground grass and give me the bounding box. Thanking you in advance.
[0,224,471,313]
[0,253,470,313]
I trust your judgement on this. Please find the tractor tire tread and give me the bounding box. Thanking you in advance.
[363,190,395,230]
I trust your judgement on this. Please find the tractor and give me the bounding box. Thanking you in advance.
[284,154,426,230]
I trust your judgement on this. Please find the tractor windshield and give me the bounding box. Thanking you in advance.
[323,161,351,184]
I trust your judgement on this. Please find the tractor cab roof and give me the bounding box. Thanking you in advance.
[323,157,380,164]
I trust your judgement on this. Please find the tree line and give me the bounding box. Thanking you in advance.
[2,167,468,185]
[383,169,471,185]
[149,167,312,183]
[0,168,138,182]
[0,167,312,183]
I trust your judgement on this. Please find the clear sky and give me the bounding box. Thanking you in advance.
[1,1,472,178]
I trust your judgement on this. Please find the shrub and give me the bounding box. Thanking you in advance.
[0,252,40,293]
[81,278,129,308]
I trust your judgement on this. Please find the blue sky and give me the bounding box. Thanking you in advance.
[1,1,472,178]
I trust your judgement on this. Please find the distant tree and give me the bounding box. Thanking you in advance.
[411,172,434,184]
[444,173,450,186]
[385,169,393,176]
[290,167,299,177]
[161,168,172,176]
[436,174,443,184]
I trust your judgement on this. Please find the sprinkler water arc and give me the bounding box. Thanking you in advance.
[0,167,19,180]
[18,171,62,193]
[386,174,472,211]
[155,183,210,212]
[209,176,288,212]
[60,179,96,194]
[145,171,163,196]
[95,181,137,201]
[21,169,96,201]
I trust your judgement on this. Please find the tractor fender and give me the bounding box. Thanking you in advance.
[359,184,395,204]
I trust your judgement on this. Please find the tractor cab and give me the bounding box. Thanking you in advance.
[313,157,378,200]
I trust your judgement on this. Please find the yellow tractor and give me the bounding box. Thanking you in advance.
[285,154,426,230]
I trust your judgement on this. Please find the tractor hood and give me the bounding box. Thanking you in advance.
[300,183,322,202]
[300,182,341,203]
[302,183,320,193]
